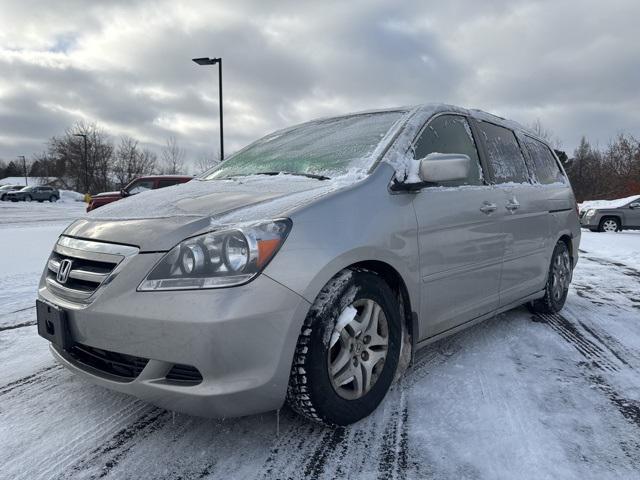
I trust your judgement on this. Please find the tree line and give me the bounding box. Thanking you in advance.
[563,134,640,202]
[0,121,220,193]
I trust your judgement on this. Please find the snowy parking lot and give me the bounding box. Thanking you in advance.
[1,201,639,480]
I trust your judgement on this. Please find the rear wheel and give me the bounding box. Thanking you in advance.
[49,195,58,202]
[287,270,401,426]
[598,217,620,232]
[528,241,572,314]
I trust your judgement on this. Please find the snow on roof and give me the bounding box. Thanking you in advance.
[579,195,640,210]
[0,177,53,186]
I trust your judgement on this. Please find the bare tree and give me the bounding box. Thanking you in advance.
[529,119,562,149]
[112,136,157,187]
[48,121,114,193]
[161,136,186,174]
[195,150,221,175]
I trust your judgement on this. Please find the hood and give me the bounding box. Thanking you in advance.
[64,175,352,251]
[92,190,122,198]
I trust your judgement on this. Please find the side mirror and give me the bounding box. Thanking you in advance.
[419,153,471,183]
[629,202,640,209]
[120,189,129,197]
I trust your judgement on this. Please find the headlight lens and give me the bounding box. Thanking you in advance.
[585,209,596,217]
[138,219,291,291]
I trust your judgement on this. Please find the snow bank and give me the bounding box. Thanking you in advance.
[59,190,84,202]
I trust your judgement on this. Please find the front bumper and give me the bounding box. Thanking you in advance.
[39,251,311,418]
[579,213,598,228]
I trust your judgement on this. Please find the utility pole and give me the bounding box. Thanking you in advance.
[73,133,89,193]
[18,155,27,186]
[192,57,224,160]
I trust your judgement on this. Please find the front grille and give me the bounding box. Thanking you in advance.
[67,343,149,380]
[166,364,203,385]
[45,236,138,303]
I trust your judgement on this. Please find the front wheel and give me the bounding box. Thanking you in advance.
[528,241,572,314]
[49,196,58,202]
[287,270,401,426]
[598,217,620,232]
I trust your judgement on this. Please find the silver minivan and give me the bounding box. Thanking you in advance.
[37,104,580,426]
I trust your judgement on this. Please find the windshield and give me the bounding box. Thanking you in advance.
[203,111,405,180]
[20,186,34,191]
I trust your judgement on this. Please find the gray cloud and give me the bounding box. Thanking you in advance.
[0,0,638,167]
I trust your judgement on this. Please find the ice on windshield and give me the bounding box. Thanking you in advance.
[205,111,405,180]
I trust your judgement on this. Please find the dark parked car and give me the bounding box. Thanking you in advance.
[0,184,23,200]
[5,185,59,202]
[87,175,192,212]
[580,195,640,232]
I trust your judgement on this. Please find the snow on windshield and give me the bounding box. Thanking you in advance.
[205,111,405,180]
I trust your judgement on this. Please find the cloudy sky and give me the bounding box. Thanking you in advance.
[1,0,639,167]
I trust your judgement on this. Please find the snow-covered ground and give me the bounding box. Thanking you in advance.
[1,201,639,480]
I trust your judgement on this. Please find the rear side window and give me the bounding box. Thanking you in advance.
[477,122,529,184]
[157,179,180,188]
[412,114,483,187]
[522,136,566,185]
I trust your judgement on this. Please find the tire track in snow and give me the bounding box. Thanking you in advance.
[56,407,172,480]
[538,312,640,433]
[588,375,640,428]
[538,313,621,372]
[376,386,410,480]
[579,251,640,281]
[0,320,36,332]
[254,383,418,479]
[0,305,35,316]
[0,364,60,396]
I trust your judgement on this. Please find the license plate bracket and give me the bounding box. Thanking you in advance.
[36,300,73,350]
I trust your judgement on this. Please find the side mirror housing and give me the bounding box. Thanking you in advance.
[629,202,640,209]
[120,189,129,197]
[419,153,471,183]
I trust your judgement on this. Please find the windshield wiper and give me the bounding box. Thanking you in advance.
[228,171,330,181]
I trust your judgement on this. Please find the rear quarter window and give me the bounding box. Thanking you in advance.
[522,136,567,185]
[477,121,529,184]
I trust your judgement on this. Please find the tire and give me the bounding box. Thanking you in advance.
[24,195,32,202]
[49,196,58,202]
[598,217,621,232]
[287,269,401,426]
[528,241,572,314]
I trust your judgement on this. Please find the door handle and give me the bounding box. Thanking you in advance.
[505,200,520,212]
[480,202,497,214]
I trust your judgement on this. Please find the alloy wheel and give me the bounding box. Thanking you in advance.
[602,219,618,232]
[327,299,389,400]
[551,249,571,301]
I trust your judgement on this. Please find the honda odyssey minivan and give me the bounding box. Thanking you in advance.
[37,103,580,426]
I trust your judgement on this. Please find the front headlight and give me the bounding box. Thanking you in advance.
[138,219,292,291]
[585,209,596,217]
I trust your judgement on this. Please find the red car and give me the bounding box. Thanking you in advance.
[87,175,192,212]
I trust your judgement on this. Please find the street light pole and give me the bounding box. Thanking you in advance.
[18,155,27,186]
[73,133,88,192]
[192,56,224,160]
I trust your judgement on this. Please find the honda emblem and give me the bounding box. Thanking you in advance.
[57,259,73,284]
